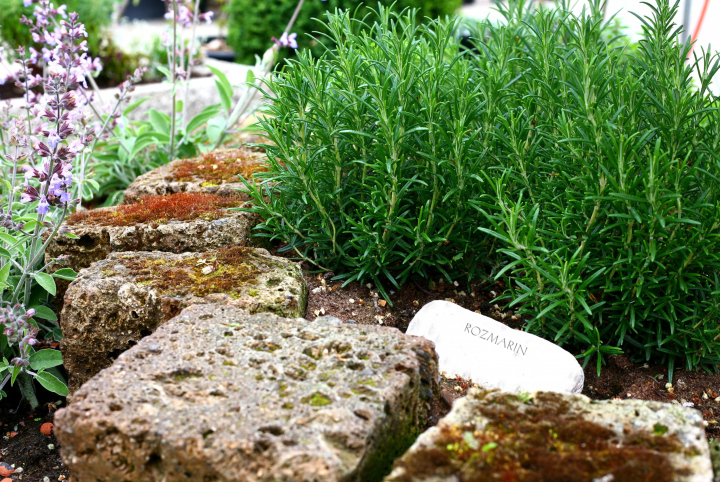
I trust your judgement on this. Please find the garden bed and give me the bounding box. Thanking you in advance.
[4,256,720,480]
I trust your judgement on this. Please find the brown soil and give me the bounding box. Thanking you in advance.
[67,192,242,226]
[0,396,68,481]
[169,147,268,184]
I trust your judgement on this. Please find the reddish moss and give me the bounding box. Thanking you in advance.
[116,246,261,298]
[392,391,688,482]
[170,148,268,184]
[67,192,242,226]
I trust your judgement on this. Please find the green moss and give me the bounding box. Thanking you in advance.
[358,378,376,386]
[300,361,316,371]
[282,402,295,409]
[248,289,260,297]
[301,393,332,407]
[116,247,264,298]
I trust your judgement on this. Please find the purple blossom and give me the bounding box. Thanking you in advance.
[36,195,49,215]
[274,32,298,49]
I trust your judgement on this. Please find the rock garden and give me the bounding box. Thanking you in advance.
[2,0,720,481]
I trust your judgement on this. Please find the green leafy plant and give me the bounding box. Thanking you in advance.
[225,0,461,64]
[243,6,491,299]
[470,0,720,378]
[244,0,720,379]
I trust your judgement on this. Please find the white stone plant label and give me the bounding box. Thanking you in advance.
[406,300,584,393]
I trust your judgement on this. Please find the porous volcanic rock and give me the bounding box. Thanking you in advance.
[385,388,712,482]
[55,304,440,482]
[61,248,307,393]
[123,147,266,203]
[45,193,257,276]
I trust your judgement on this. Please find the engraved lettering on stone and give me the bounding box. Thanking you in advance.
[464,323,527,356]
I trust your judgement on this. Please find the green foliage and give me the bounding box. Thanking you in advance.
[470,0,720,378]
[245,1,720,376]
[225,0,461,65]
[244,6,491,298]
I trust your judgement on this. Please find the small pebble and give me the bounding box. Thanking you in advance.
[48,444,55,450]
[349,298,355,304]
[44,477,51,482]
[346,319,356,324]
[454,386,462,392]
[453,281,459,287]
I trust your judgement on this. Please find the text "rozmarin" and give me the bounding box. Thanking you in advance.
[464,323,528,356]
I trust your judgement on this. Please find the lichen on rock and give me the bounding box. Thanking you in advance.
[54,304,440,482]
[385,388,712,482]
[60,248,307,393]
[123,147,267,203]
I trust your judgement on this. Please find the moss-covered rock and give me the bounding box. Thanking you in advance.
[45,192,258,277]
[61,248,307,393]
[123,148,267,203]
[386,388,712,482]
[55,304,439,481]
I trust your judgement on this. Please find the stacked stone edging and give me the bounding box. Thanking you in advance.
[55,304,439,482]
[61,248,307,393]
[45,206,258,276]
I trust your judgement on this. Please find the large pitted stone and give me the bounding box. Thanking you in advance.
[386,388,712,482]
[45,193,257,276]
[55,304,440,482]
[61,248,307,393]
[123,147,266,203]
[407,301,584,393]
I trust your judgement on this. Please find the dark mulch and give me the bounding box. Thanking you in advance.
[3,254,720,480]
[0,390,68,482]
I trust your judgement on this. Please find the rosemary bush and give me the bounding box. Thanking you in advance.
[470,0,720,377]
[248,0,720,376]
[225,0,461,64]
[246,6,491,297]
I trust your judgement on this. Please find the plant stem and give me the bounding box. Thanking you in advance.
[169,1,179,162]
[182,0,202,131]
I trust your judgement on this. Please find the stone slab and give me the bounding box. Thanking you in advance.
[406,300,584,393]
[45,201,258,276]
[123,148,266,203]
[386,388,712,482]
[60,248,307,393]
[55,304,440,481]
